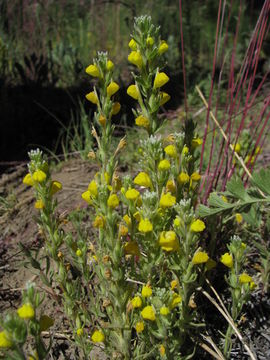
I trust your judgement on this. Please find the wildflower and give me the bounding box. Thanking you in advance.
[86,91,99,104]
[239,273,253,284]
[128,51,143,68]
[50,181,62,195]
[205,258,217,271]
[166,179,176,193]
[112,102,121,115]
[160,92,171,105]
[91,330,105,343]
[76,249,82,257]
[220,252,233,268]
[39,315,54,331]
[134,172,152,188]
[135,115,149,128]
[23,173,34,186]
[190,219,205,232]
[127,84,140,100]
[178,172,190,184]
[85,64,100,77]
[32,170,46,183]
[160,344,166,356]
[142,285,152,298]
[191,137,203,147]
[171,280,178,290]
[98,114,106,127]
[123,214,131,226]
[250,281,256,290]
[107,82,119,97]
[170,293,182,308]
[88,180,98,197]
[182,146,189,155]
[153,72,169,89]
[138,218,153,233]
[233,143,241,153]
[134,211,141,221]
[235,213,243,223]
[34,199,45,209]
[81,190,92,205]
[222,195,228,203]
[160,306,170,316]
[159,231,179,252]
[173,217,181,227]
[141,305,156,321]
[76,328,84,336]
[135,321,144,333]
[131,296,142,308]
[119,225,128,236]
[158,41,169,54]
[93,215,105,228]
[107,194,119,208]
[146,36,154,46]
[124,241,140,256]
[125,188,140,201]
[164,144,177,157]
[159,192,176,208]
[17,303,35,319]
[158,159,170,171]
[106,60,114,71]
[192,251,209,264]
[128,38,137,50]
[0,331,12,348]
[190,172,201,181]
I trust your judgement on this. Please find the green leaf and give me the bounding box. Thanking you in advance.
[251,168,270,195]
[226,177,249,201]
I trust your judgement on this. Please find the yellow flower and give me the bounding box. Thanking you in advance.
[190,172,201,181]
[93,215,105,228]
[153,72,169,89]
[127,84,140,100]
[81,190,92,205]
[107,194,119,208]
[171,280,178,290]
[112,102,121,115]
[158,159,170,171]
[146,36,154,46]
[119,225,128,236]
[32,170,46,183]
[76,328,84,336]
[239,273,253,284]
[106,60,114,71]
[159,192,176,208]
[85,64,100,77]
[123,214,131,226]
[134,172,152,188]
[159,231,179,252]
[158,41,169,54]
[164,144,177,157]
[88,180,98,197]
[159,344,166,356]
[124,241,140,256]
[131,296,142,308]
[23,173,34,186]
[91,330,105,343]
[39,315,54,331]
[135,115,149,128]
[178,172,190,184]
[166,179,176,193]
[191,137,203,147]
[17,303,35,319]
[76,249,82,257]
[125,188,140,201]
[222,195,228,203]
[135,321,144,333]
[141,305,156,321]
[128,51,143,68]
[0,331,12,349]
[86,91,98,104]
[134,211,141,222]
[98,115,106,127]
[250,281,256,290]
[142,285,152,298]
[235,213,243,223]
[233,143,241,153]
[128,38,137,50]
[160,306,170,316]
[107,82,119,97]
[173,217,181,227]
[160,92,171,105]
[138,218,153,233]
[170,293,182,308]
[34,199,45,209]
[182,146,189,155]
[50,181,62,195]
[192,251,209,264]
[220,253,233,268]
[190,219,206,232]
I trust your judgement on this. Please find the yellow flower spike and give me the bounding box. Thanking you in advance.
[190,172,201,182]
[141,305,156,321]
[134,172,152,188]
[123,214,131,226]
[127,84,140,100]
[133,211,141,222]
[158,159,170,171]
[124,241,140,256]
[135,321,144,333]
[107,81,119,97]
[128,38,137,50]
[0,331,12,348]
[81,190,92,205]
[88,180,98,197]
[158,40,169,55]
[205,258,217,271]
[146,36,154,46]
[220,252,233,268]
[233,143,241,153]
[239,273,253,284]
[76,249,82,257]
[190,219,206,232]
[39,315,54,332]
[50,181,62,195]
[159,231,179,252]
[128,51,143,68]
[241,242,246,249]
[171,279,178,290]
[192,251,209,265]
[160,92,171,106]
[235,213,243,224]
[250,281,257,290]
[131,296,142,308]
[107,194,119,208]
[160,306,170,316]
[191,137,203,148]
[166,179,176,193]
[86,91,99,104]
[159,344,166,356]
[164,144,177,158]
[178,172,190,184]
[91,330,105,343]
[93,215,105,228]
[76,328,84,336]
[125,188,140,201]
[98,114,106,127]
[159,192,176,208]
[85,64,100,77]
[17,303,35,319]
[138,218,153,233]
[34,199,45,210]
[112,102,121,115]
[153,72,169,89]
[23,173,34,186]
[135,115,150,128]
[142,285,152,298]
[170,293,182,309]
[32,170,46,183]
[182,146,189,155]
[106,60,114,71]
